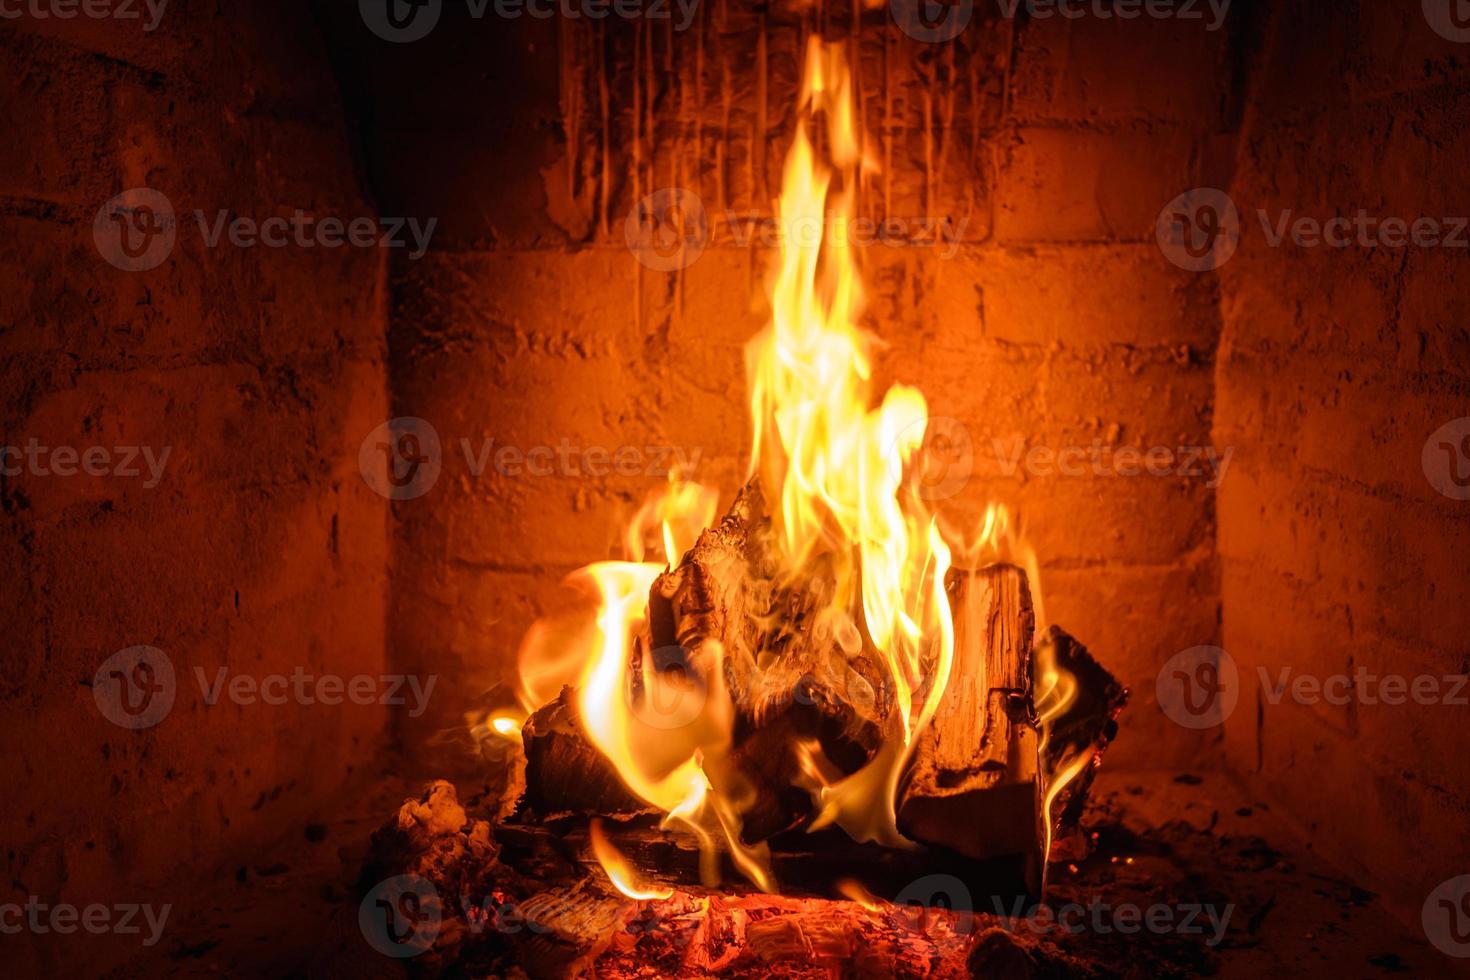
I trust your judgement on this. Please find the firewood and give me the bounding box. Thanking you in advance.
[519,687,654,820]
[512,880,633,979]
[897,564,1044,891]
[1036,625,1128,841]
[643,479,894,843]
[496,817,1035,909]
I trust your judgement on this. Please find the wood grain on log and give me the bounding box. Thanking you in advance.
[898,564,1043,881]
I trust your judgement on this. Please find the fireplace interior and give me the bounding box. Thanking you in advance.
[4,0,1470,977]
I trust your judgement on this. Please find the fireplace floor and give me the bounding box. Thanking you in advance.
[105,768,1441,978]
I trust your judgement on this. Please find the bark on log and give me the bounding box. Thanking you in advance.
[897,563,1043,887]
[1037,625,1128,840]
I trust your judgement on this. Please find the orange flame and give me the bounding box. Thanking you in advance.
[590,820,674,901]
[745,38,954,849]
[508,36,1084,896]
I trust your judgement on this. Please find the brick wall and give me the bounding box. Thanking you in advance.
[1216,0,1470,924]
[323,5,1235,770]
[0,3,389,972]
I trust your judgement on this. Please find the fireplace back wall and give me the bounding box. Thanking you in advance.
[312,3,1240,772]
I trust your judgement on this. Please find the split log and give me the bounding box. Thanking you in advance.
[897,563,1044,893]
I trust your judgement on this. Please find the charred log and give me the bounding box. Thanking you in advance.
[519,687,653,820]
[1037,625,1129,842]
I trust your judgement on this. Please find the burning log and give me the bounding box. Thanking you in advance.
[519,687,653,820]
[644,479,896,843]
[897,563,1045,894]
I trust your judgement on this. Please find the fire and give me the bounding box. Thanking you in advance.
[506,37,1083,897]
[590,820,675,901]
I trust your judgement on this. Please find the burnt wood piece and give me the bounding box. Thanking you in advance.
[1038,625,1129,840]
[495,817,1038,910]
[897,563,1044,889]
[512,880,634,979]
[643,479,893,843]
[519,686,654,820]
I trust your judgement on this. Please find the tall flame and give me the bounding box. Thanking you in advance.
[744,39,953,848]
[506,38,1083,897]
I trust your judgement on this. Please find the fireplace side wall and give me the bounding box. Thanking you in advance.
[1216,0,1470,925]
[0,5,390,973]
